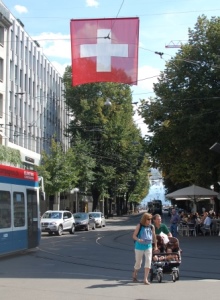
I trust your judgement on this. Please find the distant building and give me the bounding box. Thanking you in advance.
[0,1,70,169]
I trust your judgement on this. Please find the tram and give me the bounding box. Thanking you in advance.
[0,164,42,256]
[148,200,163,215]
[152,200,163,215]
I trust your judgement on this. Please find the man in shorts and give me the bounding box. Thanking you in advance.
[153,214,172,237]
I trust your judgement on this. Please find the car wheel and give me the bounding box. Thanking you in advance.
[69,224,75,234]
[57,225,63,236]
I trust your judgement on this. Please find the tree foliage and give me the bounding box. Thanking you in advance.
[139,15,220,193]
[37,139,79,196]
[0,145,21,166]
[63,67,149,210]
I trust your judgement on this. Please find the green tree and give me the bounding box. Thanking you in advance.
[72,134,96,194]
[140,15,220,195]
[63,67,149,212]
[37,139,79,197]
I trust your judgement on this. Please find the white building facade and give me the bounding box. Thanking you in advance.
[0,1,69,169]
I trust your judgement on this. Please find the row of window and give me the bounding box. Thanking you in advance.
[0,190,25,229]
[10,28,59,82]
[0,189,38,229]
[0,17,69,153]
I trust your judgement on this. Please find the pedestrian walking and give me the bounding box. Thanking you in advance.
[132,213,158,285]
[153,213,172,237]
[170,208,180,237]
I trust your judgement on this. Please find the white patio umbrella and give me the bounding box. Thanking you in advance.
[166,184,219,211]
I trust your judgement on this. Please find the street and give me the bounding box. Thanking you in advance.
[0,212,219,300]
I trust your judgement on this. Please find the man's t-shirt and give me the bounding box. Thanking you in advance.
[155,223,170,235]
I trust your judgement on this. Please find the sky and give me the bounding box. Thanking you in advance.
[3,0,220,134]
[141,168,167,205]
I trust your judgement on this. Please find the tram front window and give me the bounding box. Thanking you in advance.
[14,192,25,227]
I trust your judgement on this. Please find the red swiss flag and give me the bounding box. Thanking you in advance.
[70,17,139,86]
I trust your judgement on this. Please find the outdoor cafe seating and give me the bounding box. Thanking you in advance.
[178,217,220,237]
[178,221,197,237]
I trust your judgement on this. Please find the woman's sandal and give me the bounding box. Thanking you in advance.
[132,277,139,282]
[144,280,150,285]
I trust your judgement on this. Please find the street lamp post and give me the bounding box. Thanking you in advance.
[71,188,79,212]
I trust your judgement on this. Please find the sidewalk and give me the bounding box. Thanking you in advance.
[105,212,141,222]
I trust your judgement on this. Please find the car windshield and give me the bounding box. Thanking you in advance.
[74,213,87,219]
[89,213,100,218]
[42,212,62,219]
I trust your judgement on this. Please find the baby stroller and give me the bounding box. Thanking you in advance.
[150,235,181,283]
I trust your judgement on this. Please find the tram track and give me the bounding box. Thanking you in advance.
[32,248,220,281]
[36,224,220,281]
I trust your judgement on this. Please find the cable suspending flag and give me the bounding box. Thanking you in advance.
[70,17,139,86]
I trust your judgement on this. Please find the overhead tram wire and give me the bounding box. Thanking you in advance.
[9,6,218,97]
[16,7,220,21]
[107,0,125,37]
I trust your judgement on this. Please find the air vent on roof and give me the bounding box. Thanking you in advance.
[34,40,40,47]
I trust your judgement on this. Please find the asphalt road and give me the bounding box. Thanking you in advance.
[0,212,219,300]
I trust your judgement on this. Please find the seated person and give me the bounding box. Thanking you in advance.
[188,213,196,224]
[156,234,166,252]
[166,236,179,252]
[152,235,166,262]
[165,247,179,261]
[152,249,165,262]
[181,213,189,224]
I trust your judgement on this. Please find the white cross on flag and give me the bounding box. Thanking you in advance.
[70,17,139,86]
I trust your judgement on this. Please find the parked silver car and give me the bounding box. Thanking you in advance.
[89,212,106,228]
[73,212,96,231]
[41,210,75,236]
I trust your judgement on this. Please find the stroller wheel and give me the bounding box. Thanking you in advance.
[172,272,176,282]
[150,269,154,282]
[157,272,163,283]
[176,269,180,280]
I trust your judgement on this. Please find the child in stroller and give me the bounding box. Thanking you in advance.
[150,235,181,283]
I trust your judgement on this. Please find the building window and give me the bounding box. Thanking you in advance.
[15,35,18,55]
[0,94,3,118]
[25,46,28,64]
[0,58,3,82]
[10,30,14,50]
[24,74,27,91]
[20,40,23,60]
[10,60,14,81]
[0,26,4,46]
[20,69,23,88]
[29,51,32,68]
[15,65,18,84]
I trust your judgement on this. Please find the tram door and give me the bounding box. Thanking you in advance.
[27,189,38,248]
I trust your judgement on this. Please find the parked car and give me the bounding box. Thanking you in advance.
[41,210,75,236]
[73,212,96,231]
[89,212,106,228]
